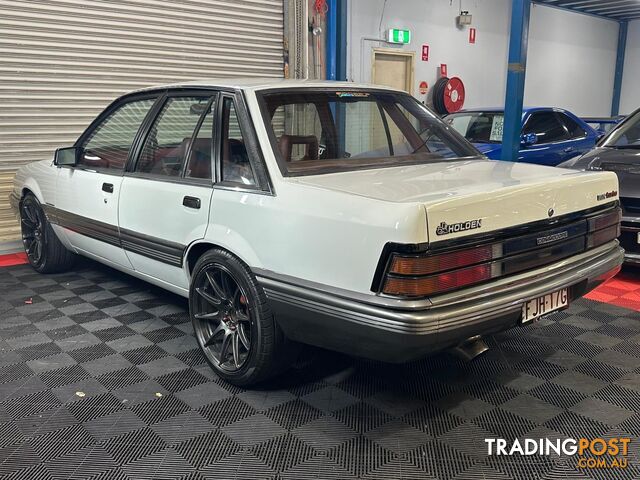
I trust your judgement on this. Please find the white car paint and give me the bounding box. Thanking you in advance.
[11,79,620,298]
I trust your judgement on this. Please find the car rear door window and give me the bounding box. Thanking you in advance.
[136,96,211,177]
[185,102,215,179]
[557,113,587,139]
[523,112,569,144]
[80,98,155,171]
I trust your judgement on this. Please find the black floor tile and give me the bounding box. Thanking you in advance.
[0,261,639,479]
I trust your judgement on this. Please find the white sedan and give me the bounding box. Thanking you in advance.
[10,79,623,386]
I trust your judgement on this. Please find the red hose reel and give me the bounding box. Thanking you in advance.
[432,76,466,114]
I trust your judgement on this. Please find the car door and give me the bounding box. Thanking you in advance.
[519,111,570,166]
[117,91,217,291]
[55,95,158,268]
[555,112,594,161]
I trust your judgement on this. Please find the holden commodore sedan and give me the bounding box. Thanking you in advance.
[10,79,623,386]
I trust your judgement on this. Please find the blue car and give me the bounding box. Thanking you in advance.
[444,107,599,166]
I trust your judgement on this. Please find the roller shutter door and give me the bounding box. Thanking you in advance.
[0,0,284,242]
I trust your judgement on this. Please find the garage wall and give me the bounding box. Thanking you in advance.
[0,0,284,242]
[348,0,511,108]
[348,1,619,116]
[526,5,618,117]
[620,19,640,115]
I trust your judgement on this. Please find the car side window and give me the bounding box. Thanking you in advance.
[522,112,569,144]
[185,101,215,180]
[136,96,211,177]
[557,113,587,139]
[220,97,256,186]
[80,98,155,171]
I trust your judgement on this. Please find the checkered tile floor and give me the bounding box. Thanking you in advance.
[1,260,639,479]
[585,269,640,312]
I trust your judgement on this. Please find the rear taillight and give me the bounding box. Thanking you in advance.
[377,207,621,298]
[388,245,494,275]
[586,209,621,248]
[383,263,491,297]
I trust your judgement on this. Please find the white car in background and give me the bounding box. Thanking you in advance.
[11,79,623,386]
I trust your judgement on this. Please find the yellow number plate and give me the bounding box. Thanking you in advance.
[522,288,569,324]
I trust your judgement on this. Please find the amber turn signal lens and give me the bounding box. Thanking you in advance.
[383,263,492,297]
[389,245,493,276]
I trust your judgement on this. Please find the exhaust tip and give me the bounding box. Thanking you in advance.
[450,335,489,361]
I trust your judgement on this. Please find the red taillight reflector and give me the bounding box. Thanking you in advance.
[383,263,492,297]
[389,245,494,275]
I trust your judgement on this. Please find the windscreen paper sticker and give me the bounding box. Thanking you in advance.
[335,92,370,98]
[490,116,504,142]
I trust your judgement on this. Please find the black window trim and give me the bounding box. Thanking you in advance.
[214,91,272,194]
[66,86,273,195]
[69,91,162,177]
[126,90,216,185]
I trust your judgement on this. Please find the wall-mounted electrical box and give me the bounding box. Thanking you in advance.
[457,11,472,27]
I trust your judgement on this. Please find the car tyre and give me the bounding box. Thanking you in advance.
[20,193,76,273]
[189,249,295,386]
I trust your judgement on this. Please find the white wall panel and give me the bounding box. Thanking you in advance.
[620,19,640,115]
[526,4,618,117]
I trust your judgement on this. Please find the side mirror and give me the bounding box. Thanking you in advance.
[520,133,538,147]
[54,146,78,166]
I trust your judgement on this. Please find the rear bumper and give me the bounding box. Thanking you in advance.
[257,241,623,363]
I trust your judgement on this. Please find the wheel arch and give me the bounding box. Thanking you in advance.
[20,180,45,204]
[184,240,259,278]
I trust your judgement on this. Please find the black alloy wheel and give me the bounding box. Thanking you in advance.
[20,196,45,266]
[19,193,75,273]
[189,249,296,386]
[192,264,252,372]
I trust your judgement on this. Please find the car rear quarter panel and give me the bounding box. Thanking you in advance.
[206,182,428,295]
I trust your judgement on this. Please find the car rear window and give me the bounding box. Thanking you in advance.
[257,89,479,176]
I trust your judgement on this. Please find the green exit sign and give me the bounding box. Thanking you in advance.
[387,28,411,44]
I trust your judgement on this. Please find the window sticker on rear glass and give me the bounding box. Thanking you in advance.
[335,91,370,98]
[490,116,504,142]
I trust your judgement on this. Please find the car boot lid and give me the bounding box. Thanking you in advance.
[292,159,620,242]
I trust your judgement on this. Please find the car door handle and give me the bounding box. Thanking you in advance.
[563,147,574,153]
[102,182,114,193]
[183,196,201,209]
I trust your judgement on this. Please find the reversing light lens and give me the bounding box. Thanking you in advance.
[588,209,621,232]
[383,263,492,297]
[586,224,620,249]
[389,245,493,275]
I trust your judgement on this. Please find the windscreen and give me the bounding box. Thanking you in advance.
[258,89,479,176]
[444,112,504,144]
[601,110,640,148]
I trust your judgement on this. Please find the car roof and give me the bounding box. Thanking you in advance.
[128,78,401,94]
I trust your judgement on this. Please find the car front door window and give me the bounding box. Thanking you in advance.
[80,99,155,171]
